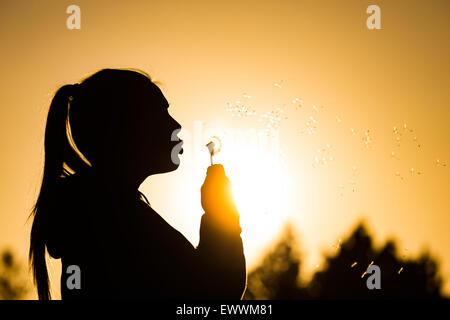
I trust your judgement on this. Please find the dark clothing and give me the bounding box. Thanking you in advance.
[46,173,246,299]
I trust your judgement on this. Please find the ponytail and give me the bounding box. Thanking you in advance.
[29,84,89,300]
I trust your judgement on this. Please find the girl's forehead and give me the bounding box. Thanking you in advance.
[146,84,169,108]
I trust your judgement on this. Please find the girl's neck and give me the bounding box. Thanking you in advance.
[83,167,143,197]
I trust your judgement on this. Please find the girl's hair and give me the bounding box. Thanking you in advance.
[29,68,153,299]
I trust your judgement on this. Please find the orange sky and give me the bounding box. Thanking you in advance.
[0,0,449,298]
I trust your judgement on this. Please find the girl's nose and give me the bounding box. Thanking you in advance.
[171,116,181,131]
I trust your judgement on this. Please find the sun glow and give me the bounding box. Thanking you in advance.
[211,132,292,263]
[177,123,294,266]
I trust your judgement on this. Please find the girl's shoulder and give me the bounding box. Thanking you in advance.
[134,200,196,253]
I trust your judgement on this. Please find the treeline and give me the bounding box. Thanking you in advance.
[244,222,444,299]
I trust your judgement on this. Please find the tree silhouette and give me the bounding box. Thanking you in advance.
[244,224,307,299]
[245,221,444,299]
[0,249,29,300]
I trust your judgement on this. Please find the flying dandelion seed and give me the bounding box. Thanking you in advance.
[436,159,447,167]
[368,261,374,267]
[336,116,342,123]
[361,271,367,278]
[338,166,358,195]
[398,267,404,274]
[258,108,287,136]
[292,97,304,110]
[392,125,405,147]
[225,101,257,118]
[331,238,342,250]
[393,122,423,150]
[351,262,358,268]
[273,82,282,88]
[349,180,356,192]
[393,126,400,136]
[336,239,341,249]
[350,128,356,136]
[363,130,372,148]
[313,145,334,166]
[303,115,318,135]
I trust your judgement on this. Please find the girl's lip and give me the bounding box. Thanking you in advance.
[175,140,183,154]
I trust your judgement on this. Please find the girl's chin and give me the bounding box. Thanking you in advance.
[156,160,181,174]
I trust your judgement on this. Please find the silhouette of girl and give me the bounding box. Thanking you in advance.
[29,69,246,299]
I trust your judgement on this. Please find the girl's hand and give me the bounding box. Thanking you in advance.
[200,164,239,228]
